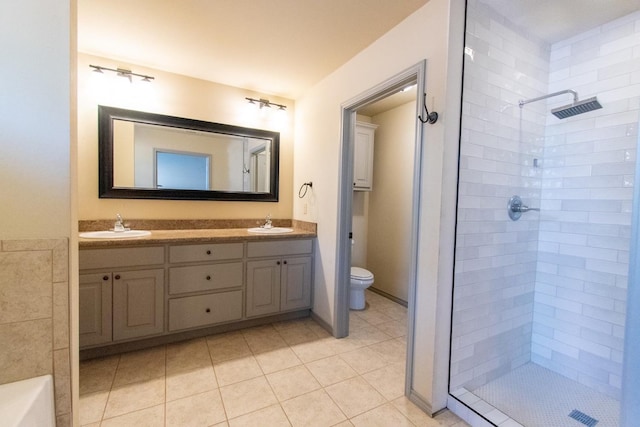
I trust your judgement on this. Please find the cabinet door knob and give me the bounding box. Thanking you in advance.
[102,275,109,281]
[114,274,121,280]
[283,260,288,265]
[206,275,211,280]
[276,261,281,265]
[206,308,211,313]
[206,250,212,255]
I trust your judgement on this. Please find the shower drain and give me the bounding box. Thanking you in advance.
[569,409,598,427]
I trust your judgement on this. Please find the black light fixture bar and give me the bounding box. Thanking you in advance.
[90,64,155,82]
[245,97,287,110]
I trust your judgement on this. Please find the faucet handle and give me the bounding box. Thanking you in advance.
[114,213,126,232]
[263,213,273,229]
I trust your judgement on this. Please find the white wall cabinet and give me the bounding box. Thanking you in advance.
[353,122,378,191]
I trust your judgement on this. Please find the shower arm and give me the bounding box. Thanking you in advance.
[519,89,578,108]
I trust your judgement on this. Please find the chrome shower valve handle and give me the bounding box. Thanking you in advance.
[508,195,540,221]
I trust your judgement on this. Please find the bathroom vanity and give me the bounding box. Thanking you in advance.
[78,224,315,354]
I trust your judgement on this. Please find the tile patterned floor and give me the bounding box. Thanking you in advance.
[80,290,468,426]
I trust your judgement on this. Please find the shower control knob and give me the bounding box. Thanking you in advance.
[508,195,540,221]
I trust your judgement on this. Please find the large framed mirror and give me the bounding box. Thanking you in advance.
[98,105,280,201]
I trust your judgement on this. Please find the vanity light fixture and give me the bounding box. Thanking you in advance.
[245,97,287,111]
[89,64,155,83]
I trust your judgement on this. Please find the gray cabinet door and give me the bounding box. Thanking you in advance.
[79,273,112,347]
[246,259,281,317]
[281,256,312,311]
[112,269,165,341]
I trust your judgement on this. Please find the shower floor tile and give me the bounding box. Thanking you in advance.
[469,363,619,427]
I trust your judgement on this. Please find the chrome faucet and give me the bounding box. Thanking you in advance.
[114,214,127,232]
[262,213,273,229]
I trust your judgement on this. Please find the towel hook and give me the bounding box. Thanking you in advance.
[418,92,438,124]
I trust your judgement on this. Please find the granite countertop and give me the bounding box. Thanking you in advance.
[78,219,317,249]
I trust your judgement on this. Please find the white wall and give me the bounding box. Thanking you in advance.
[294,0,465,411]
[0,2,76,426]
[0,1,73,239]
[77,52,294,220]
[367,101,417,302]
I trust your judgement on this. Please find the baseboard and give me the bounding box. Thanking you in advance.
[80,309,310,360]
[408,390,434,416]
[310,310,334,336]
[369,286,408,307]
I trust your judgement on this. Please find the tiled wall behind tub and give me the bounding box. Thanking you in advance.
[450,0,549,392]
[532,11,640,399]
[0,239,71,426]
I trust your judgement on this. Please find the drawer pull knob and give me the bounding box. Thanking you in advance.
[206,250,212,255]
[114,274,121,280]
[206,275,211,280]
[206,308,211,313]
[103,275,109,281]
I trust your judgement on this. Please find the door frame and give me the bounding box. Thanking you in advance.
[334,60,426,395]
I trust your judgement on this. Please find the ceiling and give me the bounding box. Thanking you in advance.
[483,0,640,44]
[78,0,429,99]
[78,1,640,103]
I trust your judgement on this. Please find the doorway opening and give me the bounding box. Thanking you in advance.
[335,61,427,396]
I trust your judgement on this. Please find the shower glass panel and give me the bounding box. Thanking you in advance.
[449,1,639,426]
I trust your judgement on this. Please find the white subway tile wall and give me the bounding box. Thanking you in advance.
[532,9,640,399]
[451,0,549,392]
[451,0,638,400]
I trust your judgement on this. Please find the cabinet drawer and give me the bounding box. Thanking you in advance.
[169,290,243,331]
[169,243,243,263]
[80,247,164,270]
[169,262,243,295]
[247,239,312,258]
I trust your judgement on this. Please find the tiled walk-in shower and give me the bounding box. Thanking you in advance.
[450,0,639,425]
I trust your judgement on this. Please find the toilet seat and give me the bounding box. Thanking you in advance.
[349,267,374,310]
[351,267,373,280]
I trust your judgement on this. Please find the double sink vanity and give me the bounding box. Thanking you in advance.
[78,219,316,356]
[78,106,314,357]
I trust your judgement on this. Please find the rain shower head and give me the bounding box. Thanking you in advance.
[551,96,602,119]
[519,89,602,119]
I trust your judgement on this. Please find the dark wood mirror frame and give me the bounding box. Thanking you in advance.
[98,105,280,201]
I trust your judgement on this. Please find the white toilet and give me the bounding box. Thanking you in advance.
[350,267,374,310]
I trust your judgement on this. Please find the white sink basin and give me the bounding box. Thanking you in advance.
[247,227,294,234]
[79,230,151,239]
